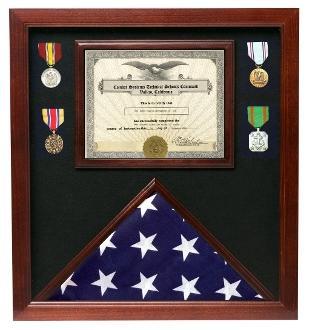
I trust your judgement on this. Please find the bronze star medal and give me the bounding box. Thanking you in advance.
[42,108,65,154]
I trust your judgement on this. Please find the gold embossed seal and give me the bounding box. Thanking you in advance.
[143,136,168,158]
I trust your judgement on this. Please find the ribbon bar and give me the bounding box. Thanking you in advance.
[38,42,62,67]
[247,106,269,129]
[247,42,268,66]
[42,108,64,131]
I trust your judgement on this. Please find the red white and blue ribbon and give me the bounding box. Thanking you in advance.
[42,108,64,131]
[247,42,268,66]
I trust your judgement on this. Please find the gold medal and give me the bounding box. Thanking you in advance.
[45,132,64,154]
[249,67,269,88]
[143,136,168,158]
[247,42,269,88]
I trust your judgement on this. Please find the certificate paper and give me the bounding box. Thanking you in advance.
[85,50,225,159]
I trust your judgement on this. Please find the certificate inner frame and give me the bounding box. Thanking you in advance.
[75,40,234,168]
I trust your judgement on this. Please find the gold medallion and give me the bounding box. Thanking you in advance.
[143,136,168,158]
[45,132,63,154]
[249,67,269,88]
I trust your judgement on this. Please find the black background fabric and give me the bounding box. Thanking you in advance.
[29,27,280,298]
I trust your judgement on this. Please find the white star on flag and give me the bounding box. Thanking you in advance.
[137,194,157,218]
[91,270,117,296]
[99,231,116,256]
[60,272,77,294]
[215,278,242,300]
[132,272,158,299]
[131,231,158,258]
[173,275,200,300]
[173,234,199,261]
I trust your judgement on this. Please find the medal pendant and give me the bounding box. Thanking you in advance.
[249,129,268,152]
[45,132,63,154]
[41,67,61,88]
[143,136,168,158]
[249,67,268,88]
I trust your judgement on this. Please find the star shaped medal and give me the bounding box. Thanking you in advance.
[42,108,64,154]
[38,42,62,88]
[247,106,269,152]
[247,42,269,88]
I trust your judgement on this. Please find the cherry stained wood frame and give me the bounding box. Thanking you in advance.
[75,40,234,168]
[10,9,299,320]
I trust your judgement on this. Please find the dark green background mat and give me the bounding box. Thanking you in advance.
[29,27,280,298]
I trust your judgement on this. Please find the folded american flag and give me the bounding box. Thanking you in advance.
[49,192,263,301]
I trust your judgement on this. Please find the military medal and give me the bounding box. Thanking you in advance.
[38,42,62,88]
[247,42,269,88]
[42,108,64,154]
[143,136,168,158]
[247,106,269,152]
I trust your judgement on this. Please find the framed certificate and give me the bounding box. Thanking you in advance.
[75,41,234,168]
